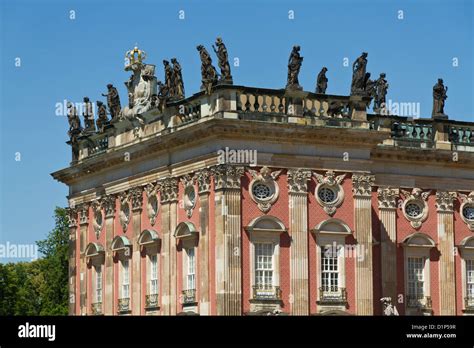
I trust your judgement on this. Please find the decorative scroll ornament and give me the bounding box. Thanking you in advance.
[313,170,346,216]
[213,165,245,191]
[195,168,212,194]
[144,182,160,226]
[101,195,116,218]
[67,207,78,228]
[400,188,431,229]
[352,173,375,197]
[160,177,179,203]
[248,166,282,213]
[377,187,399,210]
[130,186,144,212]
[91,201,103,239]
[435,191,456,213]
[78,204,90,225]
[287,168,311,193]
[119,192,131,232]
[459,192,474,231]
[181,175,197,218]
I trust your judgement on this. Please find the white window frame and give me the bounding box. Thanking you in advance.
[460,240,474,311]
[250,233,280,290]
[121,259,130,299]
[254,242,275,289]
[95,265,103,303]
[149,254,158,296]
[184,247,196,291]
[317,235,346,297]
[404,247,430,311]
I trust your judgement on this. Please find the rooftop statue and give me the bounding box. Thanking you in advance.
[315,67,328,94]
[351,52,368,95]
[373,73,389,113]
[432,78,448,118]
[122,46,157,118]
[67,102,82,138]
[197,44,218,95]
[102,84,122,120]
[212,37,233,83]
[171,58,185,100]
[82,97,96,134]
[157,80,170,112]
[96,101,109,132]
[286,45,303,90]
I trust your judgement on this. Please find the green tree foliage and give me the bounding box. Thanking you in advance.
[0,207,69,315]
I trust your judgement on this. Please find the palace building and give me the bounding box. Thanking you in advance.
[51,45,474,316]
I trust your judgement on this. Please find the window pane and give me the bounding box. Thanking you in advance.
[321,245,339,292]
[255,243,274,287]
[407,257,424,299]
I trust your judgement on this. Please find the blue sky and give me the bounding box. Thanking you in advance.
[0,0,473,261]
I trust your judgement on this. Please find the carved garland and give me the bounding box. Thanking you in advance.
[118,192,131,232]
[91,200,103,239]
[181,175,197,218]
[144,182,160,225]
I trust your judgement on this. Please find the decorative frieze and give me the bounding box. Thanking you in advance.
[67,207,78,228]
[213,164,245,191]
[400,188,431,229]
[248,166,282,213]
[313,170,346,215]
[287,168,311,193]
[91,201,103,239]
[377,187,399,210]
[78,204,90,225]
[351,173,375,197]
[181,175,197,218]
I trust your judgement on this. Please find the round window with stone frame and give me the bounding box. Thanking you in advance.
[463,205,474,221]
[249,179,278,213]
[252,182,273,201]
[404,202,423,219]
[184,185,196,209]
[317,185,337,204]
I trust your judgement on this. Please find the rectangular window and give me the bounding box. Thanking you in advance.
[407,257,424,300]
[321,245,339,292]
[255,243,273,289]
[150,255,158,295]
[467,259,474,300]
[186,248,195,290]
[121,260,130,299]
[95,265,102,303]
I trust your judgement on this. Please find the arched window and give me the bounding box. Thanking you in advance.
[175,222,199,308]
[245,216,286,311]
[402,233,436,315]
[85,243,104,315]
[111,236,132,314]
[312,218,352,312]
[458,236,474,313]
[138,230,161,310]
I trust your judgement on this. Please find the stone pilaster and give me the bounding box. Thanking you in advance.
[130,187,143,314]
[352,174,375,315]
[78,203,89,315]
[67,207,78,315]
[436,191,457,315]
[196,169,211,314]
[101,195,116,315]
[377,187,399,302]
[213,165,244,315]
[287,168,311,315]
[160,178,179,315]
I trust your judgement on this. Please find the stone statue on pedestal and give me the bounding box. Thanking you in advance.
[82,97,95,133]
[121,46,157,119]
[381,297,399,316]
[102,84,122,120]
[351,52,368,94]
[432,78,448,118]
[157,80,170,112]
[315,67,328,94]
[96,101,109,132]
[374,73,389,113]
[67,102,82,137]
[212,37,233,83]
[163,60,173,94]
[197,45,218,95]
[171,58,185,100]
[286,45,303,90]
